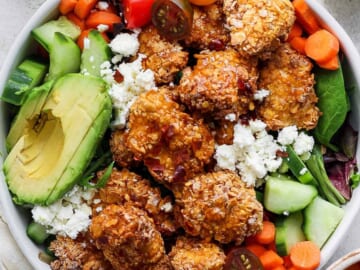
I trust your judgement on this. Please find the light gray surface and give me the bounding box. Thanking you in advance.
[0,0,360,269]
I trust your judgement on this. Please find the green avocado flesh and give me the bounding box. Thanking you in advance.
[3,73,112,205]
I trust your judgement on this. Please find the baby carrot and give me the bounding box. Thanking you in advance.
[66,12,86,31]
[317,55,340,70]
[287,22,303,42]
[304,29,339,63]
[254,220,276,245]
[289,241,321,270]
[259,250,284,270]
[59,0,78,15]
[245,243,267,257]
[292,0,321,34]
[289,36,307,55]
[85,11,122,32]
[74,0,98,19]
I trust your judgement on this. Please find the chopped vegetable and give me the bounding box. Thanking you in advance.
[259,250,284,270]
[292,0,321,34]
[254,220,276,245]
[289,241,321,270]
[317,55,340,70]
[151,0,193,40]
[189,0,216,6]
[224,247,264,270]
[287,22,303,42]
[59,0,78,15]
[123,0,154,29]
[289,36,306,55]
[245,244,267,257]
[77,28,110,50]
[85,11,122,31]
[305,29,339,63]
[66,12,86,31]
[74,0,98,19]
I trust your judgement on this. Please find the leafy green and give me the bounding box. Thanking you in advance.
[313,65,349,151]
[351,173,360,189]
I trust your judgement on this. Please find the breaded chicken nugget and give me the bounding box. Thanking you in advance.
[184,3,229,50]
[138,25,189,85]
[223,0,295,56]
[169,236,226,270]
[110,129,140,168]
[257,43,320,130]
[125,89,215,184]
[177,49,258,120]
[174,170,263,244]
[90,203,166,270]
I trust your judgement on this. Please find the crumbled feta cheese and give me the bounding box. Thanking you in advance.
[293,132,314,156]
[97,23,109,32]
[160,202,173,213]
[253,89,270,101]
[108,54,156,128]
[96,1,109,10]
[83,37,91,50]
[277,125,298,146]
[225,113,237,122]
[214,119,283,186]
[299,167,308,175]
[32,186,96,239]
[109,32,140,62]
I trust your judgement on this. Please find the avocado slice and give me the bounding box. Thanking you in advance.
[3,73,112,205]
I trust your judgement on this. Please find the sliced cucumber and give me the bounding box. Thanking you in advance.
[275,211,306,256]
[264,175,318,215]
[1,58,48,106]
[80,30,112,77]
[32,16,81,52]
[46,32,81,82]
[284,145,317,186]
[27,221,49,245]
[303,196,344,248]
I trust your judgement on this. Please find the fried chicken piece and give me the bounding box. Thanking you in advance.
[95,168,178,235]
[257,43,320,130]
[169,236,226,270]
[177,49,258,120]
[183,3,229,50]
[49,234,112,270]
[125,89,215,184]
[110,129,140,168]
[90,203,167,270]
[138,25,189,85]
[174,170,263,244]
[223,0,295,57]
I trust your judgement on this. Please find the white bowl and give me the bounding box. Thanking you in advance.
[1,0,360,269]
[327,248,360,270]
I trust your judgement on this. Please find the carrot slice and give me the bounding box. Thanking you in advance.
[59,0,79,15]
[245,244,267,257]
[254,221,276,245]
[287,22,303,42]
[66,12,86,31]
[85,11,122,32]
[289,241,321,270]
[289,36,307,55]
[304,29,339,63]
[74,0,98,19]
[271,265,286,270]
[292,0,321,34]
[317,54,340,70]
[77,29,110,50]
[259,250,284,270]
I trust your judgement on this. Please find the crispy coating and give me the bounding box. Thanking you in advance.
[169,236,226,270]
[90,203,166,270]
[257,43,320,130]
[174,170,263,244]
[223,0,295,56]
[183,3,229,50]
[49,234,112,270]
[96,168,178,235]
[110,129,140,168]
[125,89,215,184]
[177,49,258,120]
[138,25,189,85]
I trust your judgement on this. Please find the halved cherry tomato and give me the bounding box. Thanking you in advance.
[123,0,155,29]
[189,0,216,6]
[224,247,264,270]
[151,0,193,40]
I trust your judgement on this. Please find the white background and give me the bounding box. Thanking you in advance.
[0,0,360,269]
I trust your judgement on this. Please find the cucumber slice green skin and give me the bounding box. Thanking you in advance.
[264,176,318,215]
[1,58,48,106]
[46,32,81,82]
[26,221,49,245]
[275,211,306,256]
[303,196,344,248]
[80,30,112,77]
[31,16,81,52]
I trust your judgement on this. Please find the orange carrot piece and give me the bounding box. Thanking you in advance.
[289,36,307,55]
[289,241,321,270]
[74,0,98,19]
[77,29,109,50]
[66,12,86,31]
[254,221,276,245]
[287,22,303,42]
[245,244,267,257]
[292,0,321,34]
[271,265,286,270]
[85,11,122,32]
[304,29,339,63]
[259,250,284,270]
[59,0,78,15]
[317,54,340,70]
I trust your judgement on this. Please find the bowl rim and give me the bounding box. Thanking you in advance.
[1,0,360,269]
[327,248,360,270]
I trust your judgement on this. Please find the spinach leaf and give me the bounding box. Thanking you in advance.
[313,65,349,151]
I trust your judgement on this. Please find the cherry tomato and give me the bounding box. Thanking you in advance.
[151,0,193,40]
[189,0,216,6]
[123,0,155,29]
[224,247,264,270]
